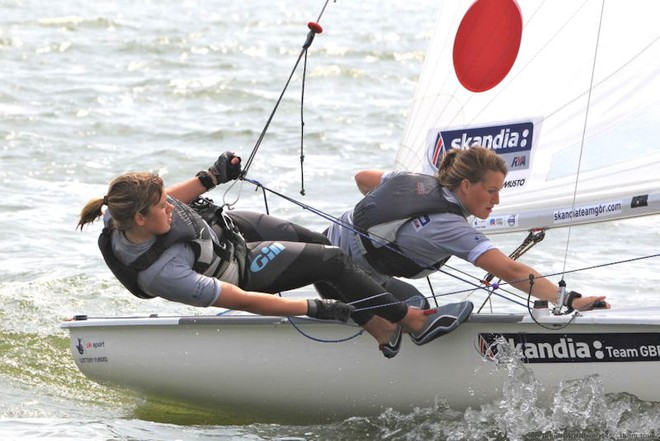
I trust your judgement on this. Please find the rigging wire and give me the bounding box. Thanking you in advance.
[244,175,660,310]
[560,0,606,278]
[242,177,504,299]
[241,1,332,179]
[219,2,331,208]
[299,49,308,196]
[475,229,546,313]
[246,168,539,309]
[241,176,660,311]
[215,1,541,311]
[219,1,649,320]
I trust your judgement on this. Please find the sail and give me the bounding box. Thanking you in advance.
[396,0,660,234]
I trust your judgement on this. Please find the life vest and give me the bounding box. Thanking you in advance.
[98,197,245,299]
[352,172,464,277]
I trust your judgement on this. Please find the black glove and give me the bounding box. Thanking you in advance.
[306,299,354,323]
[208,151,242,186]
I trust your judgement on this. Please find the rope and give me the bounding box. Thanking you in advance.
[299,49,309,196]
[281,292,436,344]
[243,176,492,292]
[217,1,657,343]
[214,3,542,311]
[526,275,579,330]
[241,2,332,178]
[243,177,660,308]
[286,316,364,344]
[560,0,605,277]
[278,291,425,344]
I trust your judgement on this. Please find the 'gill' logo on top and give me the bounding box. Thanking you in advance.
[250,242,286,272]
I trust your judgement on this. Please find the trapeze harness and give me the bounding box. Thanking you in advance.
[352,172,464,278]
[98,197,246,299]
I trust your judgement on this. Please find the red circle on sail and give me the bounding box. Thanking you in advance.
[453,0,523,92]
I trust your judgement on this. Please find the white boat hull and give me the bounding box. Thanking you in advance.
[62,307,660,422]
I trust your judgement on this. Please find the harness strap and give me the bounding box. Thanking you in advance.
[191,196,248,283]
[354,173,464,277]
[98,227,154,299]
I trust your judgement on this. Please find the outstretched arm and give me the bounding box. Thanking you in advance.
[165,152,242,204]
[354,170,384,195]
[213,282,308,316]
[212,282,353,321]
[475,248,609,310]
[166,178,208,204]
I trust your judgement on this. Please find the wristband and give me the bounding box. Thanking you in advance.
[306,299,318,317]
[565,291,582,311]
[196,171,216,191]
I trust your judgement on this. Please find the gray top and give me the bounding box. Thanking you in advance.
[104,211,221,307]
[327,171,495,284]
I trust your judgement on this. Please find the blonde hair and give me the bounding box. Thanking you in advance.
[436,146,508,189]
[77,172,163,231]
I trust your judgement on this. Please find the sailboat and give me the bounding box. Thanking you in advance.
[61,0,660,423]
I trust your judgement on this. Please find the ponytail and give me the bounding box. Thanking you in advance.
[77,197,106,231]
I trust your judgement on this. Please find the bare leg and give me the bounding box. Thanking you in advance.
[362,307,429,345]
[361,315,399,345]
[398,308,429,333]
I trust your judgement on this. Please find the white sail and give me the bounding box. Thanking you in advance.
[396,0,660,233]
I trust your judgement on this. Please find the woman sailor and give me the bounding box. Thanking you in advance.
[77,152,472,358]
[325,146,610,317]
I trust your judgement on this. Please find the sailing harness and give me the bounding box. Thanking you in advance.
[98,197,246,299]
[352,173,463,278]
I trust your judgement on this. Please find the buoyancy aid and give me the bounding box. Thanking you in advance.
[352,172,464,277]
[98,196,246,299]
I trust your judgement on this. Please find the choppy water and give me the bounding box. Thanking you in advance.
[1,0,659,439]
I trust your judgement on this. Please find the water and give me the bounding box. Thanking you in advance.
[1,0,659,439]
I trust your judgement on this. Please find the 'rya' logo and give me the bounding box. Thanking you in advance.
[250,242,286,272]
